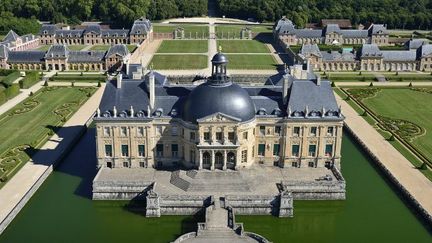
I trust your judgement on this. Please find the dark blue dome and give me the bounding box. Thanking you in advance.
[182,82,256,123]
[211,52,228,64]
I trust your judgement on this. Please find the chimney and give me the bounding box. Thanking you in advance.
[149,71,155,110]
[316,74,321,86]
[283,73,289,105]
[117,73,122,88]
[125,58,130,76]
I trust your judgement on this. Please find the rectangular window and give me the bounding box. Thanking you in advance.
[123,161,129,168]
[204,132,210,141]
[120,127,127,136]
[293,127,300,136]
[121,144,129,157]
[156,144,164,157]
[190,150,195,163]
[171,144,178,158]
[241,150,247,163]
[171,126,178,136]
[310,127,317,136]
[327,127,334,136]
[137,127,144,137]
[105,144,112,157]
[216,132,223,141]
[259,126,265,135]
[292,145,300,157]
[273,144,280,156]
[308,144,316,157]
[243,132,248,140]
[325,144,333,156]
[275,126,281,135]
[292,162,298,167]
[138,145,145,157]
[258,144,266,156]
[228,132,235,141]
[139,162,146,168]
[308,161,315,167]
[190,132,195,141]
[103,127,110,136]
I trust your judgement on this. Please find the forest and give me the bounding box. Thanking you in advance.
[2,0,432,36]
[216,0,432,29]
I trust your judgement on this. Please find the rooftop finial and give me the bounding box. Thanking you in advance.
[218,45,222,52]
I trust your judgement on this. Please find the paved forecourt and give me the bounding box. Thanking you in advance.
[335,93,432,223]
[0,85,105,234]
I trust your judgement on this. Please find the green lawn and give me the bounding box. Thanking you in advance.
[322,71,432,82]
[226,54,277,69]
[156,40,208,53]
[0,86,96,187]
[149,55,208,69]
[153,24,209,34]
[217,40,270,53]
[215,25,272,37]
[361,88,432,161]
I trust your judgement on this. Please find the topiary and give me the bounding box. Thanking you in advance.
[29,91,33,96]
[43,80,48,86]
[369,82,374,87]
[408,82,413,87]
[97,81,101,87]
[71,81,75,87]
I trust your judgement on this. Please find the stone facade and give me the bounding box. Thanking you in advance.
[38,18,153,45]
[0,30,39,51]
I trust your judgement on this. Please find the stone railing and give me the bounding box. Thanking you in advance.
[171,232,197,243]
[244,232,272,243]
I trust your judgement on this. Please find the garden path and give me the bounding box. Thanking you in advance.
[335,93,432,223]
[0,85,105,234]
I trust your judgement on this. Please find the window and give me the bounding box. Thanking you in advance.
[310,127,317,136]
[105,144,112,157]
[273,144,280,156]
[204,132,210,141]
[243,132,248,140]
[123,161,129,168]
[228,132,235,141]
[103,127,110,136]
[138,145,145,157]
[216,132,223,141]
[139,162,146,168]
[241,150,247,163]
[156,144,164,157]
[327,127,334,136]
[120,127,127,136]
[106,162,112,168]
[172,144,178,158]
[275,126,281,135]
[171,126,178,136]
[259,126,265,135]
[190,150,195,163]
[190,132,195,141]
[121,145,129,157]
[292,145,300,157]
[325,144,333,156]
[292,162,298,167]
[258,144,266,156]
[137,127,144,137]
[308,144,316,157]
[308,161,315,167]
[293,127,300,136]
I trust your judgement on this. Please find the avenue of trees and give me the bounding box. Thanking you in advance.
[217,0,432,30]
[0,0,207,35]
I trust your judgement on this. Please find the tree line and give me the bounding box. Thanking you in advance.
[0,0,207,35]
[216,0,432,30]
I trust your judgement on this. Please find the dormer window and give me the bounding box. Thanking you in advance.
[136,111,145,117]
[257,108,267,115]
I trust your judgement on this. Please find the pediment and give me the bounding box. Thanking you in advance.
[197,112,241,123]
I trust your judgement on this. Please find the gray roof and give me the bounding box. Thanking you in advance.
[7,51,45,63]
[45,45,70,59]
[288,80,340,119]
[130,19,152,35]
[406,39,426,49]
[39,25,59,35]
[418,44,432,57]
[84,25,102,35]
[294,29,322,38]
[106,44,129,57]
[300,44,322,57]
[340,30,368,38]
[360,44,382,57]
[324,24,341,34]
[382,50,417,61]
[369,24,388,35]
[274,18,295,34]
[56,30,84,38]
[321,51,356,61]
[3,30,19,42]
[0,45,8,59]
[69,51,106,63]
[102,29,129,38]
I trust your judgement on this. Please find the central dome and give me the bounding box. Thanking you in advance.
[182,82,256,123]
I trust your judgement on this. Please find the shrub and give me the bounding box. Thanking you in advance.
[0,90,6,105]
[43,80,49,86]
[19,71,40,89]
[1,71,20,87]
[97,81,101,87]
[29,91,34,96]
[389,135,395,141]
[369,82,374,87]
[408,82,413,87]
[362,111,368,116]
[4,84,19,99]
[359,71,362,75]
[0,175,8,182]
[71,81,75,87]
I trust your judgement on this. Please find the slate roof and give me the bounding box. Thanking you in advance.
[406,39,426,49]
[321,51,356,61]
[0,45,8,59]
[68,51,106,63]
[294,29,322,38]
[45,45,70,59]
[274,18,295,34]
[39,25,59,35]
[102,29,129,38]
[106,44,129,57]
[381,50,417,61]
[130,19,152,35]
[418,44,432,57]
[7,51,45,63]
[369,24,388,35]
[300,44,322,57]
[3,30,19,42]
[56,30,84,38]
[360,44,383,57]
[324,24,341,34]
[84,25,102,35]
[339,30,368,38]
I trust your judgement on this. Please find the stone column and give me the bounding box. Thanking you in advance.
[223,150,227,170]
[211,150,215,170]
[199,150,203,170]
[146,190,161,217]
[279,191,293,217]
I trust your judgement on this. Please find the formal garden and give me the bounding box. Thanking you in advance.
[156,40,208,53]
[322,71,432,82]
[226,54,278,70]
[149,54,208,69]
[153,24,209,36]
[217,40,270,53]
[89,45,137,52]
[335,87,432,180]
[0,70,40,105]
[48,72,106,83]
[0,86,96,187]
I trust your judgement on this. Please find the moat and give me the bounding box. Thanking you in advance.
[0,129,430,243]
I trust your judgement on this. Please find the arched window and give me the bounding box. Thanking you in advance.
[203,152,211,165]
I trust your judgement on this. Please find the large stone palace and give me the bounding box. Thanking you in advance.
[38,18,153,45]
[274,17,389,47]
[94,52,344,171]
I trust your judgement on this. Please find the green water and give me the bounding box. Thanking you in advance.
[0,130,430,243]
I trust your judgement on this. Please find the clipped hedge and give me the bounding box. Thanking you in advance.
[1,71,20,87]
[19,71,40,89]
[0,69,15,76]
[0,83,20,105]
[49,75,105,82]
